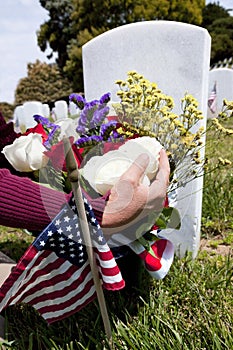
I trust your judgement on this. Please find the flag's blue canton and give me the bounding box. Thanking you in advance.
[33,195,106,266]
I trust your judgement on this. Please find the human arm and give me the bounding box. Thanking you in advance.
[0,169,70,231]
[0,169,106,231]
[0,149,169,232]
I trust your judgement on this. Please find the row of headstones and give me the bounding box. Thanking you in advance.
[13,66,233,132]
[13,100,79,132]
[211,56,233,70]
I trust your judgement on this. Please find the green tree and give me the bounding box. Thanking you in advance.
[202,2,229,26]
[0,102,14,121]
[209,17,233,65]
[14,60,72,105]
[37,0,205,92]
[202,3,233,65]
[37,0,74,69]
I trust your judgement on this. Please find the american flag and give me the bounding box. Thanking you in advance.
[0,196,125,324]
[208,82,217,114]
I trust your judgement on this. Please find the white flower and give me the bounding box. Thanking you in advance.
[82,136,162,195]
[56,118,80,141]
[2,133,49,172]
[119,136,162,180]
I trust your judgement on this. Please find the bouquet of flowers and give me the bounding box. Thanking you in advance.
[2,71,233,279]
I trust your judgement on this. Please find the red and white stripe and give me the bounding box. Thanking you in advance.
[129,238,174,280]
[0,242,124,324]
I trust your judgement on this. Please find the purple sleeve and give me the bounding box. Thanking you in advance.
[0,169,109,231]
[0,169,70,231]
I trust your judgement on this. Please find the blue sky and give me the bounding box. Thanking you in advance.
[0,0,54,103]
[0,0,232,104]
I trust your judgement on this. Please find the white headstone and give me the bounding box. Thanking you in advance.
[54,100,68,120]
[207,68,233,118]
[82,21,211,258]
[42,103,50,118]
[13,105,24,133]
[21,101,43,129]
[69,101,78,116]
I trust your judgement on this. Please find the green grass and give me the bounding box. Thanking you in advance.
[113,254,233,350]
[0,227,33,262]
[0,253,232,350]
[201,119,233,235]
[0,118,233,349]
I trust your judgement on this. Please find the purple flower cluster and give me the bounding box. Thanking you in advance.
[75,120,120,148]
[75,134,103,147]
[33,115,61,148]
[69,92,111,135]
[100,120,119,140]
[69,93,86,110]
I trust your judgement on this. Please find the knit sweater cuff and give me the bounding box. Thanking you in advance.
[0,169,70,231]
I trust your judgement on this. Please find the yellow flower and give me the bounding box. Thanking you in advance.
[224,159,232,165]
[181,134,195,146]
[223,99,233,109]
[127,70,137,76]
[171,143,178,150]
[218,157,225,165]
[116,90,125,97]
[168,113,178,120]
[225,129,233,135]
[115,80,124,85]
[197,113,204,120]
[151,83,158,90]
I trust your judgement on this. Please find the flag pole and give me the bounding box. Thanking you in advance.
[63,137,113,345]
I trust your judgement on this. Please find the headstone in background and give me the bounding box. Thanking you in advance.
[82,21,211,258]
[42,104,50,118]
[20,101,43,130]
[54,100,68,120]
[207,68,233,118]
[69,101,78,116]
[13,100,76,138]
[14,103,51,132]
[13,105,24,133]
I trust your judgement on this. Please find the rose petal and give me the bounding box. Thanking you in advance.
[2,133,48,172]
[82,149,150,195]
[119,136,162,180]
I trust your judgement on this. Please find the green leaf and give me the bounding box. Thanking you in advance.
[155,207,181,230]
[137,236,158,258]
[135,207,181,252]
[137,236,151,250]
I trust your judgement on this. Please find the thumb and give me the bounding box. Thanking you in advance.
[120,153,150,183]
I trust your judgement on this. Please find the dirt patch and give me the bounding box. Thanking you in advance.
[200,238,232,256]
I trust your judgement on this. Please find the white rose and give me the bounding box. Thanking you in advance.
[82,136,162,195]
[119,136,162,180]
[2,133,49,172]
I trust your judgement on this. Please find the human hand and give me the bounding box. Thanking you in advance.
[101,148,170,231]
